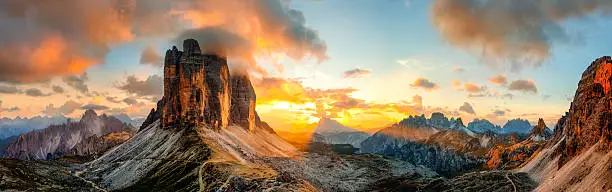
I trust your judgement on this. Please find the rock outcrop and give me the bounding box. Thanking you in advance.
[161,40,208,129]
[519,56,612,191]
[428,112,451,128]
[203,53,231,129]
[229,74,256,131]
[553,56,612,165]
[155,39,263,132]
[528,118,552,142]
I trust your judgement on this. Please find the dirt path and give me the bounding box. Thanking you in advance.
[74,171,108,192]
[505,172,517,192]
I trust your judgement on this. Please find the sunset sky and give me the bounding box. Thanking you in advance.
[1,0,612,132]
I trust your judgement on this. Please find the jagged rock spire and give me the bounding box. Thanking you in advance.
[203,53,231,130]
[230,74,256,131]
[161,39,207,129]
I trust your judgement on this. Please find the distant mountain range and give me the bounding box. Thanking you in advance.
[2,110,135,159]
[0,116,68,140]
[0,113,142,140]
[311,117,371,148]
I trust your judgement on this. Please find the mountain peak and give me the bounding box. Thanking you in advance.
[314,117,357,135]
[81,109,98,121]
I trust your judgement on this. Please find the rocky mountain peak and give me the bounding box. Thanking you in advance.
[149,39,264,132]
[80,109,99,122]
[428,112,450,128]
[229,74,256,131]
[182,39,201,55]
[528,118,552,142]
[451,118,465,128]
[552,56,612,167]
[502,118,531,133]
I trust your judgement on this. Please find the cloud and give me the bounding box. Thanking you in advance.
[140,45,163,66]
[52,85,65,94]
[254,77,310,104]
[508,80,538,93]
[81,104,109,111]
[489,75,508,85]
[452,79,462,87]
[0,0,326,83]
[343,68,371,79]
[411,78,439,91]
[331,96,369,109]
[459,102,475,115]
[452,65,465,72]
[463,83,486,93]
[62,73,89,94]
[25,88,51,97]
[173,0,327,74]
[0,85,22,94]
[123,97,140,106]
[493,110,506,116]
[431,0,612,70]
[106,96,122,104]
[42,100,82,116]
[117,75,163,97]
[412,95,423,107]
[0,100,19,112]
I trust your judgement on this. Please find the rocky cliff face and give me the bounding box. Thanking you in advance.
[552,56,611,167]
[519,56,612,192]
[528,118,552,142]
[155,39,263,132]
[162,40,208,129]
[229,74,256,131]
[204,54,231,129]
[3,110,134,159]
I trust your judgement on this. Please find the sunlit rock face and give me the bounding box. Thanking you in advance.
[553,56,612,167]
[154,39,270,133]
[161,39,208,129]
[203,54,231,130]
[230,74,256,131]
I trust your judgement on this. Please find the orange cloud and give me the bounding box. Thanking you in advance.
[464,83,486,93]
[411,77,439,91]
[488,75,508,85]
[0,0,327,82]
